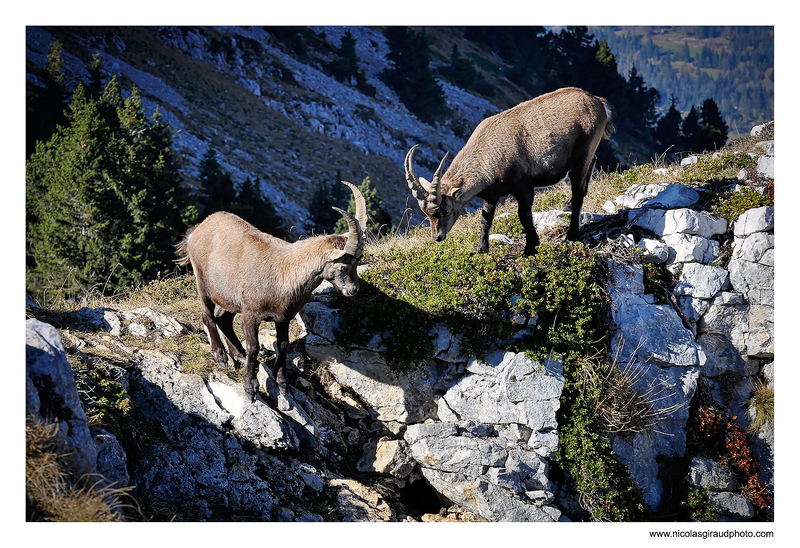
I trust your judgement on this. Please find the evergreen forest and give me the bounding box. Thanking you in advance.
[589,26,773,132]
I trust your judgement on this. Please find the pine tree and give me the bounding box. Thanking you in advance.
[696,98,729,151]
[199,147,236,215]
[324,30,376,97]
[654,97,684,152]
[26,40,69,158]
[27,83,116,294]
[309,176,348,234]
[380,27,447,122]
[439,44,478,90]
[325,30,360,83]
[85,53,105,100]
[626,66,661,131]
[334,177,392,237]
[681,106,701,152]
[27,78,194,297]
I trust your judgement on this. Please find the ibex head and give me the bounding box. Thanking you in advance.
[405,145,463,242]
[326,181,368,297]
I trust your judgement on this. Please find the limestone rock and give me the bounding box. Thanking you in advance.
[709,491,755,520]
[673,263,729,299]
[26,319,98,481]
[357,437,415,478]
[689,457,737,491]
[327,478,395,521]
[733,206,773,237]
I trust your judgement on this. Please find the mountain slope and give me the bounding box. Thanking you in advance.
[27,26,505,230]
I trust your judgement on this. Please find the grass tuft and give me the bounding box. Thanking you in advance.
[26,416,139,521]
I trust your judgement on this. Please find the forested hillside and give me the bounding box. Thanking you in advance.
[589,26,773,133]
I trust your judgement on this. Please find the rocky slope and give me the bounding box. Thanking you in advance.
[25,123,774,522]
[26,26,514,230]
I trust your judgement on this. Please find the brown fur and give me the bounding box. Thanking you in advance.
[177,183,366,403]
[406,87,614,255]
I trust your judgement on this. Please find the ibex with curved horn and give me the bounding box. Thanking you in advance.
[406,87,614,255]
[177,181,368,402]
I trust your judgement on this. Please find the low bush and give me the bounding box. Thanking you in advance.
[676,152,757,185]
[687,403,771,515]
[711,186,773,221]
[333,218,649,520]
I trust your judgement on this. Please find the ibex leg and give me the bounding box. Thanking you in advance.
[199,293,229,370]
[517,191,538,255]
[273,321,290,396]
[240,313,261,402]
[214,308,246,364]
[478,199,498,252]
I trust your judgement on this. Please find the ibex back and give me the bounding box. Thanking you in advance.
[405,87,614,255]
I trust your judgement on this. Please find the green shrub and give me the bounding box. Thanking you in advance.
[676,152,756,185]
[681,488,718,522]
[490,213,524,238]
[333,231,648,520]
[711,186,773,221]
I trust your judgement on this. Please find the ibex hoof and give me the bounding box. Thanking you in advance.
[243,378,259,403]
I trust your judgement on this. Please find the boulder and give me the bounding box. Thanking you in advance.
[673,263,729,300]
[609,264,706,367]
[689,457,737,491]
[26,319,98,481]
[733,206,773,237]
[438,351,563,458]
[404,422,560,522]
[709,491,755,520]
[629,208,727,240]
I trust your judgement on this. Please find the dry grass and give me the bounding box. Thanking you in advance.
[592,339,686,438]
[746,379,774,433]
[26,417,139,522]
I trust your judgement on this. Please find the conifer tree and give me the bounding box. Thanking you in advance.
[439,44,478,89]
[85,53,105,100]
[26,78,194,297]
[229,177,287,239]
[324,30,376,97]
[199,147,236,215]
[309,175,347,234]
[654,97,684,152]
[696,98,729,151]
[681,106,701,152]
[325,30,360,83]
[380,27,447,122]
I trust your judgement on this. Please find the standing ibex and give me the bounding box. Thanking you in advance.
[176,181,368,403]
[405,87,614,255]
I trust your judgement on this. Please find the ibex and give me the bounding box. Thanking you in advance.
[176,181,367,403]
[405,87,614,255]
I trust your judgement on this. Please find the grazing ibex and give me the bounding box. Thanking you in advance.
[176,181,368,403]
[405,87,614,255]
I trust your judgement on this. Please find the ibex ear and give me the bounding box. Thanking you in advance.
[450,187,465,200]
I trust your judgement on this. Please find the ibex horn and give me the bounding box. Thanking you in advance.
[335,181,367,259]
[404,145,428,202]
[429,151,450,207]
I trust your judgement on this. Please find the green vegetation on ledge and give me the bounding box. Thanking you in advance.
[331,211,648,521]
